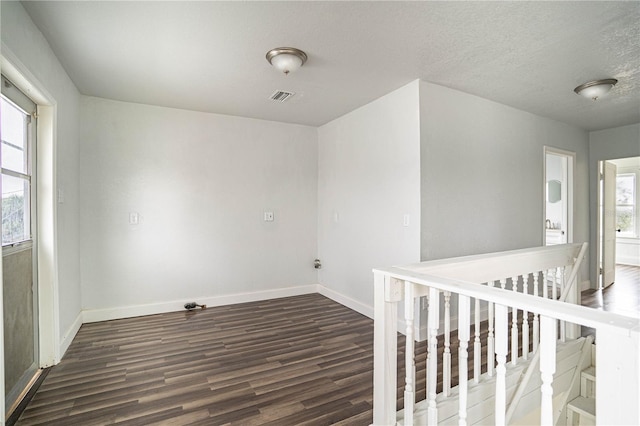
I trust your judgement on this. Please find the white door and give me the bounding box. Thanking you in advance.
[602,161,617,288]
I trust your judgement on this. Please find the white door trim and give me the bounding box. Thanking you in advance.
[543,146,575,246]
[1,49,60,385]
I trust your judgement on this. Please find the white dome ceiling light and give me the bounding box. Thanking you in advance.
[574,78,618,101]
[266,47,307,75]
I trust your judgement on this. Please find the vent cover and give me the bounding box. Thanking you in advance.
[269,90,295,102]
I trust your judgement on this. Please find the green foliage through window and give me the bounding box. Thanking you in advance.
[2,193,26,244]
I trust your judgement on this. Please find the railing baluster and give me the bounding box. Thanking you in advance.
[533,272,540,352]
[444,291,452,397]
[371,243,602,426]
[511,275,519,365]
[522,273,530,360]
[559,266,566,342]
[540,315,557,426]
[424,293,429,401]
[427,287,440,425]
[403,281,415,425]
[458,294,471,426]
[488,281,496,377]
[474,297,481,384]
[495,303,509,426]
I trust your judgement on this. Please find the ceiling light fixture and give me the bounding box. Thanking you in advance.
[573,78,618,101]
[266,47,307,75]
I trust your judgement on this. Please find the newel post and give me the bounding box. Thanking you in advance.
[596,327,640,425]
[373,271,402,425]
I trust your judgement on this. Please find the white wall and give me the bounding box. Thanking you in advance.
[1,1,82,353]
[317,81,421,315]
[420,82,590,265]
[589,124,640,275]
[79,97,318,316]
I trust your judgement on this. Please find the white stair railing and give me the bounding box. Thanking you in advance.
[373,243,640,426]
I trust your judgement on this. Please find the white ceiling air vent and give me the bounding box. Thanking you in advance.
[269,90,295,102]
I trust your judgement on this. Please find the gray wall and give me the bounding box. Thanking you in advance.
[317,81,421,314]
[420,82,590,269]
[79,97,318,312]
[588,123,640,286]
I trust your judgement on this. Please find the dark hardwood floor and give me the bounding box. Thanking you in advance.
[16,293,515,426]
[581,264,640,338]
[17,294,398,425]
[16,264,622,426]
[581,264,640,317]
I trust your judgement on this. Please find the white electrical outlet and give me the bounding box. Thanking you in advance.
[264,211,274,222]
[129,212,139,225]
[403,213,410,227]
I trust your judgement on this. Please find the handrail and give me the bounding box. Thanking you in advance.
[396,243,585,284]
[373,266,639,334]
[559,242,588,303]
[374,244,640,426]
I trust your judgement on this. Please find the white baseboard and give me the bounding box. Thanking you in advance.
[59,312,83,358]
[616,257,640,267]
[82,284,319,323]
[317,285,374,319]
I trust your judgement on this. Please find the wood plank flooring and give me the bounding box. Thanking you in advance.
[580,264,640,338]
[581,264,640,317]
[14,266,638,425]
[15,294,536,425]
[17,294,393,425]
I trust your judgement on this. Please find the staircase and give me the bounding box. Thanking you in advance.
[566,343,596,425]
[372,244,640,425]
[398,337,593,425]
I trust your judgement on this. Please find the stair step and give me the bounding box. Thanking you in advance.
[581,366,596,382]
[567,396,596,419]
[581,365,596,398]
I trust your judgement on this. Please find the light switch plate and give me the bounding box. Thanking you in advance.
[264,211,274,222]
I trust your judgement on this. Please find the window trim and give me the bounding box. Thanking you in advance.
[1,75,37,248]
[616,170,639,238]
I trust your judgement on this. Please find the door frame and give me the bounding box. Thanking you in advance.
[543,146,575,246]
[1,73,41,415]
[1,52,60,421]
[598,160,619,289]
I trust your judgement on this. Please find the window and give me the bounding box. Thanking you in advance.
[1,78,35,246]
[616,173,636,237]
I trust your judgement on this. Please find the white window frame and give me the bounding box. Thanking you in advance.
[1,74,37,250]
[616,170,639,238]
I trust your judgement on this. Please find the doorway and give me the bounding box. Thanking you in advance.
[544,147,574,246]
[597,156,640,289]
[1,75,40,418]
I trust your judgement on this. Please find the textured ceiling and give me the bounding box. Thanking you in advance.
[21,1,640,130]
